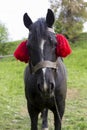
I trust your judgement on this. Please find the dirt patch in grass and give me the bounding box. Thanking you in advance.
[20,105,28,117]
[67,88,79,99]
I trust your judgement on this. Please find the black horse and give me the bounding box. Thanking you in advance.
[23,9,67,130]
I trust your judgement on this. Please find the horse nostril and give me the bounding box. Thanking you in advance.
[37,83,42,92]
[50,82,55,91]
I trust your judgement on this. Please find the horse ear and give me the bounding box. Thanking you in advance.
[46,9,55,28]
[23,13,33,29]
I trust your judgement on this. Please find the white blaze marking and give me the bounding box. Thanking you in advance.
[42,128,48,130]
[40,39,45,60]
[42,68,48,91]
[40,39,47,91]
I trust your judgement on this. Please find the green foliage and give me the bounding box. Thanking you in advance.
[0,22,9,43]
[0,40,22,55]
[0,38,87,129]
[54,20,63,33]
[50,0,87,40]
[63,22,83,40]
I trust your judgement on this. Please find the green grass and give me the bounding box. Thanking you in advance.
[0,59,27,130]
[65,40,87,89]
[63,40,87,129]
[0,40,87,129]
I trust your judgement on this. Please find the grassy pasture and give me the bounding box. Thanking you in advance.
[0,40,87,130]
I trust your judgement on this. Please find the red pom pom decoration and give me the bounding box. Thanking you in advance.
[56,34,72,57]
[14,40,29,63]
[14,34,72,63]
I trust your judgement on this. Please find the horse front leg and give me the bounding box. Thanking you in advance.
[54,112,61,130]
[53,99,66,130]
[30,112,38,130]
[27,103,39,130]
[41,108,48,130]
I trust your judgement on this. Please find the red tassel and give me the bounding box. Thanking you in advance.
[14,40,29,63]
[56,34,72,57]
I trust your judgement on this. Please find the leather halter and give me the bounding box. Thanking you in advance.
[47,27,55,33]
[31,60,58,73]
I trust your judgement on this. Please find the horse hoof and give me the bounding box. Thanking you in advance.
[42,128,48,130]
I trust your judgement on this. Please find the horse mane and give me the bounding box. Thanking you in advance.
[29,18,47,45]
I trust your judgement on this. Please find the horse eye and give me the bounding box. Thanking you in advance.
[27,42,32,49]
[50,38,57,47]
[50,37,53,41]
[48,37,53,43]
[54,41,57,46]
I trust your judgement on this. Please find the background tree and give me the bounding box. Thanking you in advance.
[0,22,9,43]
[49,0,87,41]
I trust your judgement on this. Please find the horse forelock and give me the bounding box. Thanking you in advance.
[30,18,47,45]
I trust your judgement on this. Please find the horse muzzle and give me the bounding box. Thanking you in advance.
[33,60,57,97]
[37,74,55,98]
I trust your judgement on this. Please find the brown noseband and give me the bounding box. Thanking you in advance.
[32,60,58,73]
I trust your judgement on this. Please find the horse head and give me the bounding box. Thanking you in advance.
[23,9,57,98]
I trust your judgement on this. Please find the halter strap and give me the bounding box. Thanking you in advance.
[32,60,58,73]
[47,27,55,33]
